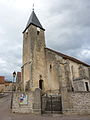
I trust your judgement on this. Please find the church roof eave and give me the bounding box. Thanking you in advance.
[45,48,90,67]
[23,23,45,33]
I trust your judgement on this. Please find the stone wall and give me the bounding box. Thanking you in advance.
[73,79,90,91]
[12,90,90,115]
[12,92,34,113]
[12,88,41,114]
[0,84,5,92]
[73,80,85,91]
[63,92,90,115]
[45,49,63,92]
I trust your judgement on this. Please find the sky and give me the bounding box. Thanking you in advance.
[0,0,90,81]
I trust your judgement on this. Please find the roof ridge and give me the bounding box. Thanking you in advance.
[45,47,90,67]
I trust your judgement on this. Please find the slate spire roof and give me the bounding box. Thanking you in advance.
[23,10,45,33]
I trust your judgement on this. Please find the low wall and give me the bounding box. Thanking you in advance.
[12,92,34,113]
[12,90,90,115]
[0,84,5,92]
[63,92,90,115]
[12,88,41,114]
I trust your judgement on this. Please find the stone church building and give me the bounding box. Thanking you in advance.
[12,10,90,115]
[22,10,90,93]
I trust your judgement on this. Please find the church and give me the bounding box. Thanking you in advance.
[22,9,90,93]
[13,9,90,115]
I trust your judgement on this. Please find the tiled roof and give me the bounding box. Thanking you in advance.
[0,76,5,84]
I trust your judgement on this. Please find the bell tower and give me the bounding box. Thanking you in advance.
[22,9,46,91]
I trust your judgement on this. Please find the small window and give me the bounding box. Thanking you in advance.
[37,31,40,35]
[71,65,74,79]
[50,64,52,69]
[37,27,40,35]
[85,82,89,91]
[72,87,74,92]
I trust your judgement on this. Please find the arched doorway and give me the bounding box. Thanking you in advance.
[39,80,43,90]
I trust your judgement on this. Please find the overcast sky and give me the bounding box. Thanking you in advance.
[0,0,90,80]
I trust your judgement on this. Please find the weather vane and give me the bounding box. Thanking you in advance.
[32,4,34,11]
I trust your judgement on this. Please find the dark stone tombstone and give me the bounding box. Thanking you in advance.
[33,88,41,114]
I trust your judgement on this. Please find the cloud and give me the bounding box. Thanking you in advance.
[45,0,90,65]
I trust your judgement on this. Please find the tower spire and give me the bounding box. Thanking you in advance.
[23,7,45,33]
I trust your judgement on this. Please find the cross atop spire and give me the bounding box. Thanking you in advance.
[32,4,34,11]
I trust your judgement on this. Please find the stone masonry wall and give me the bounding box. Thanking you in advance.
[73,80,85,91]
[12,92,34,113]
[12,88,41,114]
[63,92,90,115]
[12,91,90,115]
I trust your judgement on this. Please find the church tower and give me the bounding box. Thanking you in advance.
[22,9,46,91]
